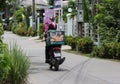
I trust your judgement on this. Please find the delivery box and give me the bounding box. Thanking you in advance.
[46,30,65,45]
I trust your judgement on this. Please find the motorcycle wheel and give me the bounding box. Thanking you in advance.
[54,62,59,71]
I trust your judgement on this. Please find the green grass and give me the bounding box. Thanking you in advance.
[63,49,120,62]
[63,49,91,57]
[0,43,30,84]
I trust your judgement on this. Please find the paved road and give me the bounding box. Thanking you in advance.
[3,31,120,84]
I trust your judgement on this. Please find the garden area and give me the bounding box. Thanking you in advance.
[64,0,120,60]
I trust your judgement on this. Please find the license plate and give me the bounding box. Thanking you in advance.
[54,52,61,57]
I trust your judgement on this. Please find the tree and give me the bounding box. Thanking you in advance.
[82,0,92,22]
[14,7,26,23]
[62,0,77,22]
[94,0,120,42]
[0,0,6,11]
[68,0,77,18]
[49,0,54,6]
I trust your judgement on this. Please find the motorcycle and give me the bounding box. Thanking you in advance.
[46,30,65,71]
[48,45,65,71]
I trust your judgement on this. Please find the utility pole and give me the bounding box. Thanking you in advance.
[92,0,102,46]
[32,0,36,30]
[60,0,64,30]
[77,0,83,37]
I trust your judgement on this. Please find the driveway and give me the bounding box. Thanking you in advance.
[3,31,120,84]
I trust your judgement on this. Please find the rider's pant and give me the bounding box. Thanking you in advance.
[45,45,50,61]
[45,45,61,62]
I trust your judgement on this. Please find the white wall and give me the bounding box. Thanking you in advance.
[66,13,73,36]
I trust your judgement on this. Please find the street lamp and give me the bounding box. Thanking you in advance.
[68,8,72,13]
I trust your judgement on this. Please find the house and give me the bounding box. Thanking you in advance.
[21,0,48,28]
[21,0,48,9]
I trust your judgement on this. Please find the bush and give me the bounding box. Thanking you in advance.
[0,42,7,54]
[14,22,28,36]
[115,43,120,59]
[77,37,93,53]
[91,46,99,57]
[0,43,30,84]
[65,36,72,45]
[0,23,4,42]
[65,36,78,50]
[105,42,117,59]
[15,27,28,36]
[27,27,35,36]
[11,23,18,33]
[91,41,120,60]
[0,43,9,83]
[38,23,44,36]
[65,36,93,52]
[0,53,10,83]
[0,23,4,36]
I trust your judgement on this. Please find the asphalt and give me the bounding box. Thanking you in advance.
[3,31,120,84]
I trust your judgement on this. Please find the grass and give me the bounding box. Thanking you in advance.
[63,49,120,63]
[0,43,30,84]
[63,49,91,57]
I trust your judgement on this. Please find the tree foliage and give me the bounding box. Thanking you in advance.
[83,0,92,22]
[62,0,77,22]
[15,8,26,23]
[0,0,6,11]
[0,23,4,42]
[94,0,120,42]
[49,0,54,6]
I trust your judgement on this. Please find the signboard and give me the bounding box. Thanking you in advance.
[54,0,61,9]
[44,8,54,24]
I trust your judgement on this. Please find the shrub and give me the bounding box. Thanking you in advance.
[0,43,9,83]
[38,23,44,36]
[0,23,4,36]
[11,23,18,33]
[0,43,30,84]
[14,22,28,36]
[0,52,10,83]
[104,42,117,59]
[0,23,4,42]
[15,27,28,36]
[77,37,93,53]
[65,36,93,52]
[27,27,34,36]
[0,42,7,54]
[70,37,78,50]
[91,41,120,60]
[65,36,78,50]
[116,43,120,59]
[91,46,99,57]
[65,36,72,45]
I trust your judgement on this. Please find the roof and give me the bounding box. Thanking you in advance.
[21,0,48,6]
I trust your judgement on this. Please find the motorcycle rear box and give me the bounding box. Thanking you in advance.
[46,30,65,45]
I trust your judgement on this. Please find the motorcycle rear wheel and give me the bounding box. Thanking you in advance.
[54,62,59,71]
